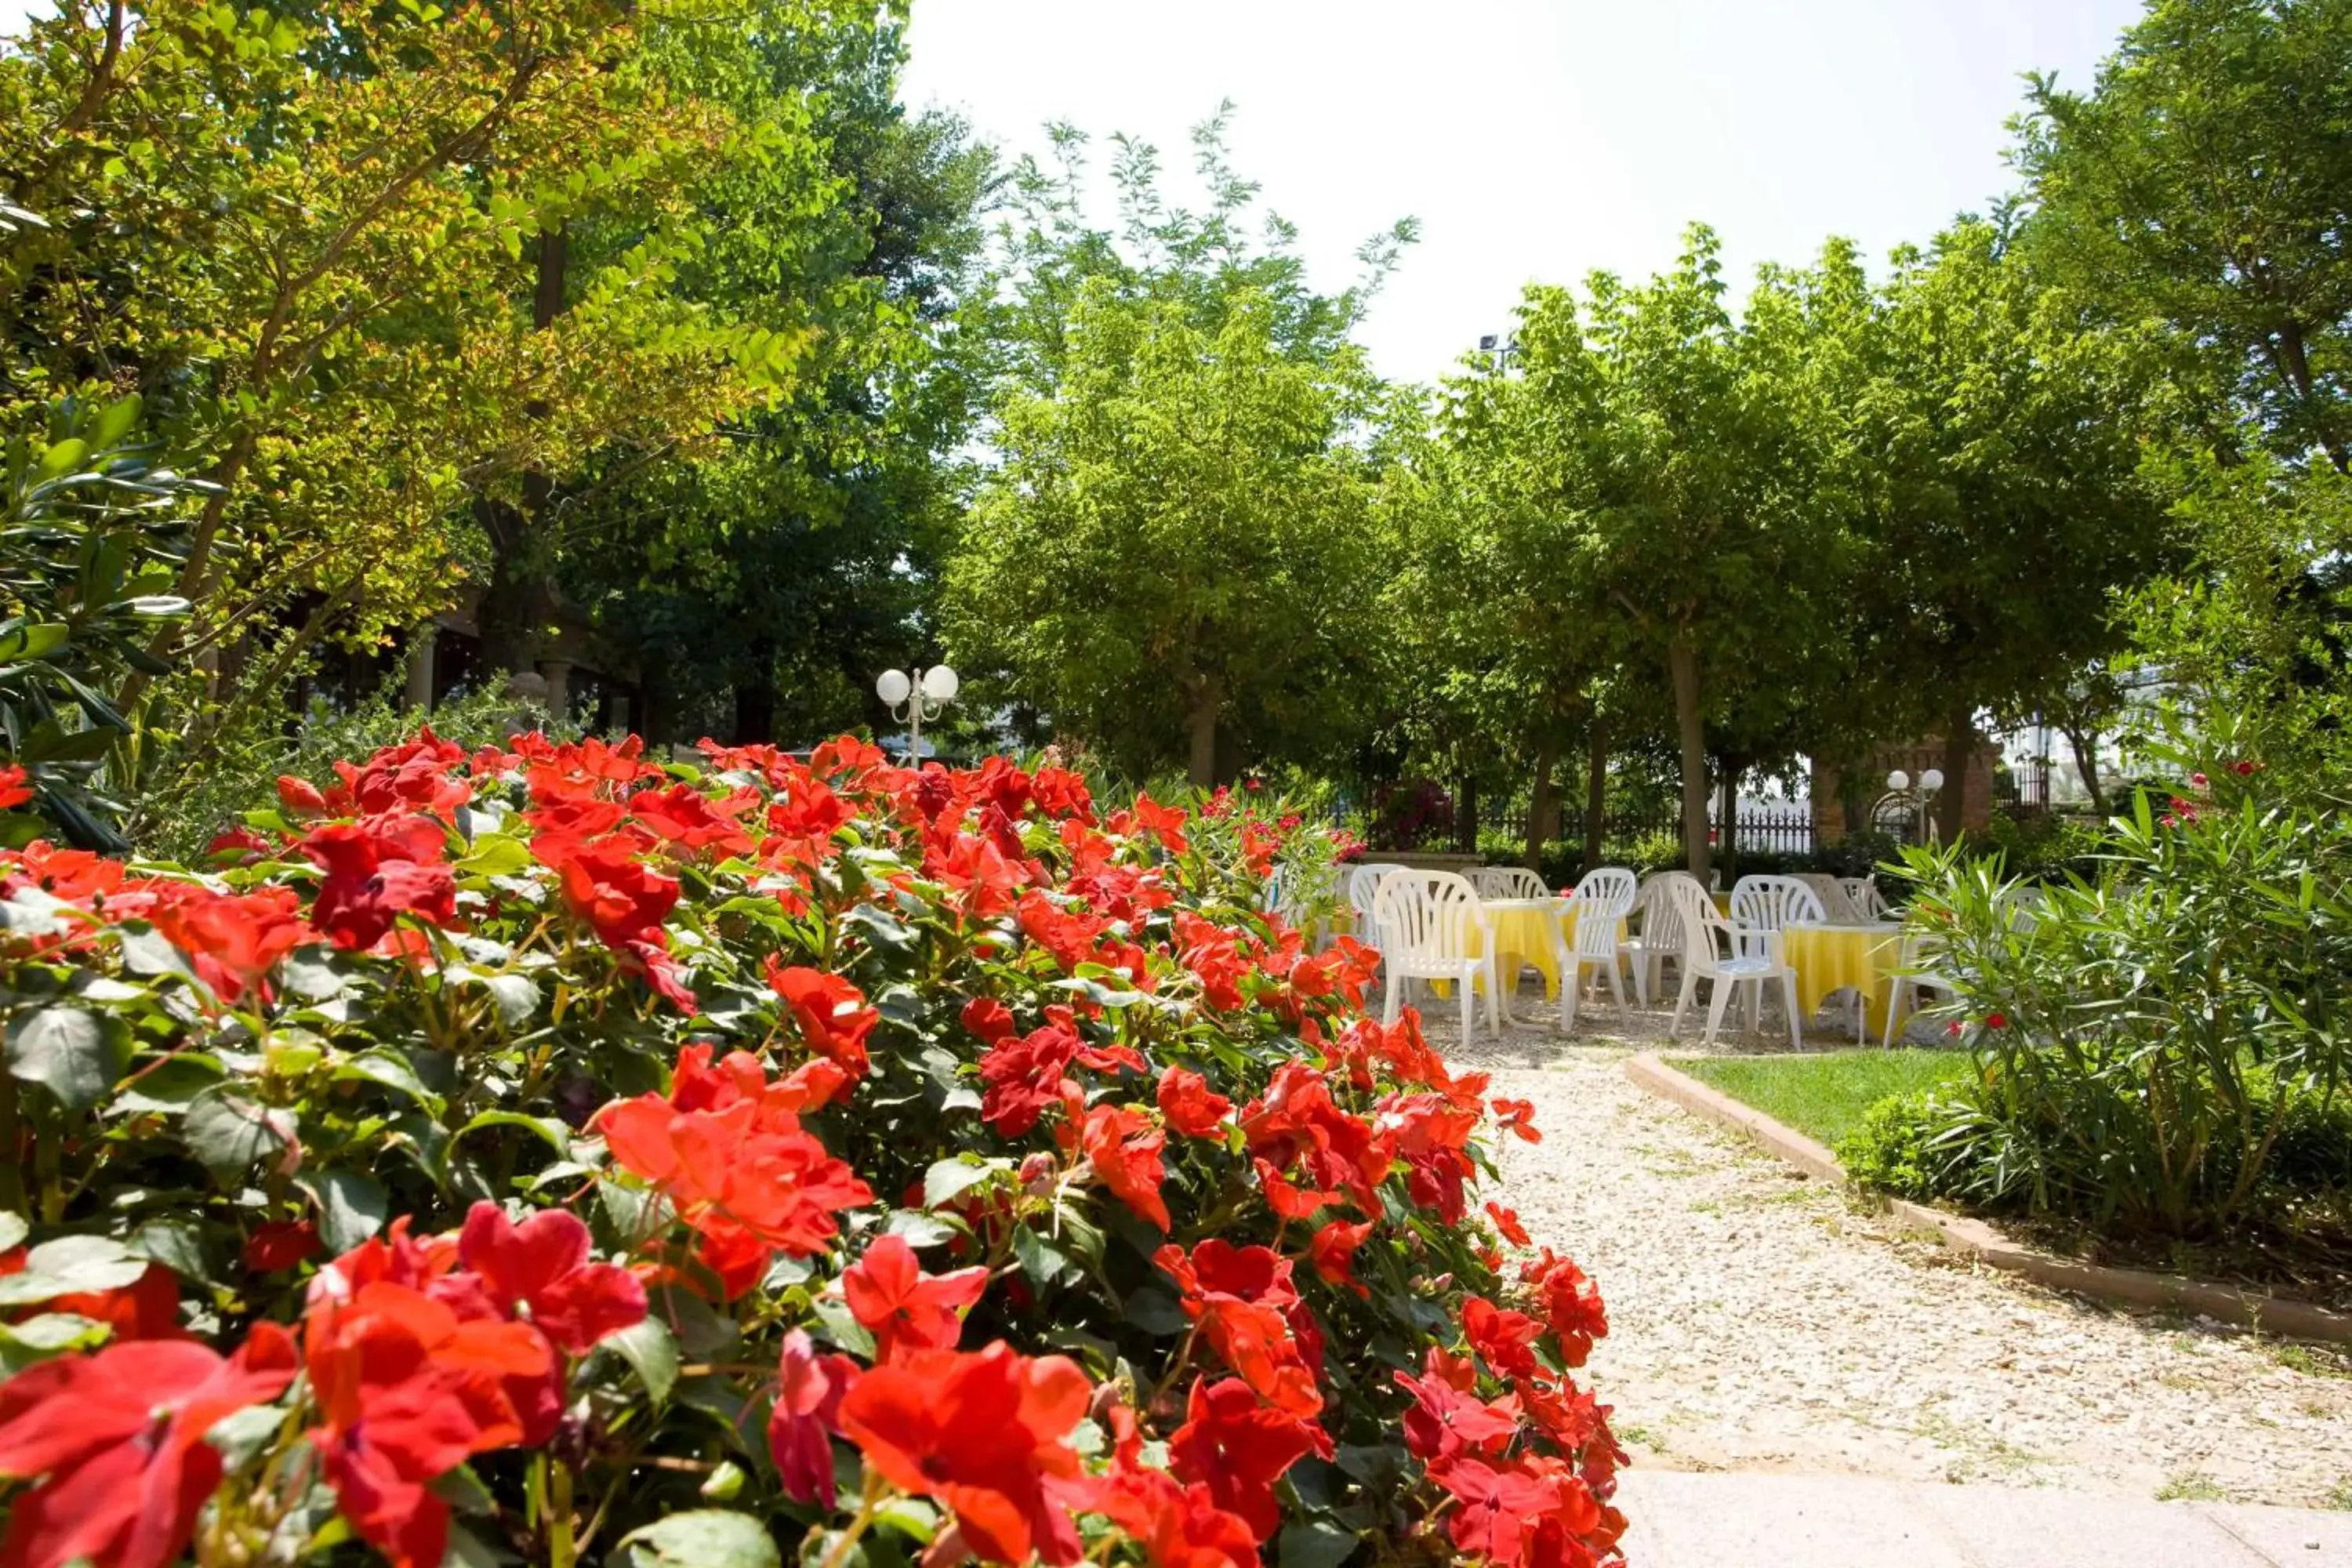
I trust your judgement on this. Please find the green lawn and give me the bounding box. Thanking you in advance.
[1676,1051,1971,1147]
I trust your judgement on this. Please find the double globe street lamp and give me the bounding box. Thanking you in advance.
[1885,767,1946,844]
[877,663,958,760]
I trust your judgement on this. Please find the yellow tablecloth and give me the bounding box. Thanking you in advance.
[1783,922,1907,1037]
[1430,899,1627,1001]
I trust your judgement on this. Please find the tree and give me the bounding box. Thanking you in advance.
[945,117,1409,784]
[2015,0,2352,472]
[1452,228,1855,880]
[1845,221,2177,837]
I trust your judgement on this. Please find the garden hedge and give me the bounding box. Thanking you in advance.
[0,734,1624,1568]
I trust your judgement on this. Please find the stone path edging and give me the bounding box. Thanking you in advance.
[1624,1051,2352,1346]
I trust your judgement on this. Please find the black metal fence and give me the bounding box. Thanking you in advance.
[1490,804,1816,857]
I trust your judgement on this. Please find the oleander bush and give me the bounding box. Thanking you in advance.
[0,734,1624,1568]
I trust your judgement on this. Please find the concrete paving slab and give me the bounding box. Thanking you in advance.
[1610,1470,2352,1567]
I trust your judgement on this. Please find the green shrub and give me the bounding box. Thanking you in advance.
[1835,1093,1969,1203]
[1893,751,2352,1237]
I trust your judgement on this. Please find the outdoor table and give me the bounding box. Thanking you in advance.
[1782,920,1907,1040]
[1431,898,1625,1014]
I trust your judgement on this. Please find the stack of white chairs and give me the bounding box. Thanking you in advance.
[1372,869,1501,1041]
[1666,877,1802,1049]
[1555,866,1639,1030]
[1838,876,1891,921]
[1619,871,1701,1006]
[1794,871,1861,923]
[1472,865,1550,900]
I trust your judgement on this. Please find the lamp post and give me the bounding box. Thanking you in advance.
[1885,768,1946,844]
[877,664,958,761]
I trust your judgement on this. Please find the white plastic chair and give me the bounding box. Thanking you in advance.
[1883,931,1957,1047]
[1472,866,1550,900]
[1619,871,1700,1006]
[1556,867,1638,1031]
[1667,877,1802,1050]
[1372,870,1501,1041]
[1347,862,1406,938]
[1795,872,1860,923]
[1729,876,1828,966]
[1838,876,1890,921]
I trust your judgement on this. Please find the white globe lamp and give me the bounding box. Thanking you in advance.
[1886,769,1910,793]
[920,664,960,702]
[1921,768,1945,792]
[875,668,912,706]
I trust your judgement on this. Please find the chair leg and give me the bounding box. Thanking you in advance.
[1460,975,1475,1044]
[1606,958,1629,1025]
[1703,978,1733,1047]
[1560,959,1581,1033]
[1669,968,1696,1037]
[1781,974,1802,1052]
[1383,970,1400,1026]
[1484,956,1503,1034]
[1882,978,1905,1048]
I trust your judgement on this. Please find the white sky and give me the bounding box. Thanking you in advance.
[902,0,2147,382]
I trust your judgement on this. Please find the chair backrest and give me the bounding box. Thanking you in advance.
[1731,875,1827,932]
[1793,872,1859,922]
[1348,862,1406,933]
[1665,877,1737,975]
[1269,862,1335,930]
[1632,872,1702,954]
[2003,885,2045,935]
[1370,869,1485,976]
[1472,865,1550,900]
[1568,866,1638,958]
[1838,876,1889,921]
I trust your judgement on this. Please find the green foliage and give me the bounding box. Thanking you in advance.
[1893,741,2352,1236]
[133,681,573,864]
[0,393,197,850]
[1835,1093,1965,1204]
[946,114,1408,785]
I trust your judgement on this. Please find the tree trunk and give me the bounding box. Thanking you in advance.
[474,226,569,673]
[732,666,776,745]
[1936,710,1974,841]
[1526,739,1559,871]
[1715,768,1740,883]
[1185,674,1219,788]
[1457,771,1479,856]
[2064,726,2107,815]
[1581,720,1608,873]
[1668,637,1711,882]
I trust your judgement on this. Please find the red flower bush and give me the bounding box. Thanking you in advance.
[0,733,1623,1566]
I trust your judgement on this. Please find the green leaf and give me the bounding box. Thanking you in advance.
[607,1317,680,1403]
[6,1007,127,1111]
[921,1156,1001,1210]
[454,1110,569,1158]
[810,1294,876,1359]
[0,1235,147,1308]
[126,1218,207,1280]
[182,1087,293,1180]
[1010,1223,1068,1290]
[882,1209,958,1248]
[299,1170,390,1254]
[335,1050,437,1109]
[613,1512,781,1568]
[0,622,67,662]
[1278,1519,1361,1568]
[470,972,540,1028]
[111,1053,225,1114]
[1121,1283,1189,1336]
[455,834,534,877]
[0,1312,105,1374]
[279,948,350,1000]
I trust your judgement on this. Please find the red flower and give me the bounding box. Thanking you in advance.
[1086,1462,1258,1568]
[1985,1011,2008,1030]
[1075,1102,1171,1230]
[303,1279,553,1568]
[962,994,1017,1044]
[1521,1249,1608,1368]
[1431,1454,1558,1563]
[842,1234,989,1362]
[148,884,311,1004]
[1153,1241,1322,1417]
[1490,1097,1542,1143]
[455,1203,645,1356]
[549,840,679,949]
[1167,1377,1333,1541]
[1240,1062,1390,1212]
[2234,759,2260,776]
[838,1341,1092,1565]
[768,1329,859,1508]
[1253,1158,1341,1221]
[1461,1294,1542,1380]
[245,1219,323,1274]
[980,1022,1083,1137]
[0,1325,296,1568]
[1394,1347,1519,1462]
[0,764,30,811]
[1124,792,1190,855]
[1486,1203,1530,1247]
[599,1047,873,1297]
[37,1261,189,1344]
[766,962,879,1079]
[1305,1218,1374,1296]
[303,815,456,951]
[1156,1065,1233,1138]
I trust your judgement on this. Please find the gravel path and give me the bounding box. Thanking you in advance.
[1433,991,2352,1510]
